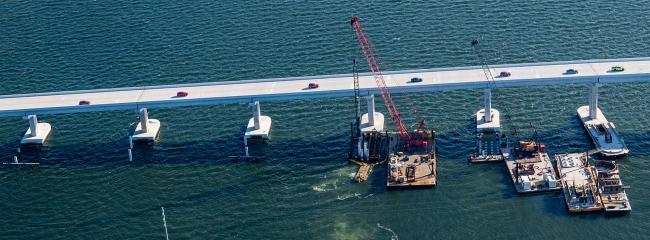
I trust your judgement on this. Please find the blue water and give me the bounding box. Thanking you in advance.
[2,1,650,239]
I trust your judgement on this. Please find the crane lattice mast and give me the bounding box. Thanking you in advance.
[350,16,410,141]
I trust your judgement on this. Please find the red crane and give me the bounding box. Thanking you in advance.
[350,16,426,145]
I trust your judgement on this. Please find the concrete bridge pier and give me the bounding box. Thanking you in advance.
[588,82,602,120]
[245,101,272,140]
[359,94,384,133]
[131,108,161,141]
[20,114,52,145]
[476,88,501,132]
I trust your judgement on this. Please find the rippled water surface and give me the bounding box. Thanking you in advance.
[2,1,650,239]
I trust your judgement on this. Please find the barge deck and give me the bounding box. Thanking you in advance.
[503,141,561,193]
[595,160,632,212]
[469,131,503,163]
[577,106,629,157]
[556,153,602,213]
[387,131,437,189]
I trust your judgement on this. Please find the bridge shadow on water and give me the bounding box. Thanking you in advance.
[0,129,353,168]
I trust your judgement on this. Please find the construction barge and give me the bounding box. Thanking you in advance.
[577,106,629,157]
[469,131,504,163]
[349,128,388,182]
[503,141,561,193]
[349,128,437,189]
[386,130,437,189]
[556,153,602,213]
[595,160,632,212]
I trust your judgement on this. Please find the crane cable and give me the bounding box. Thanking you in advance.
[471,38,520,140]
[367,29,426,131]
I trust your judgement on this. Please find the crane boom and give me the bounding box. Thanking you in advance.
[471,39,519,138]
[471,39,496,88]
[350,16,410,141]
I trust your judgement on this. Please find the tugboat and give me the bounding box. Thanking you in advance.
[556,153,602,213]
[594,160,632,212]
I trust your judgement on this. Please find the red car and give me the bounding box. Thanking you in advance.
[79,100,90,105]
[176,91,188,97]
[307,83,319,89]
[499,71,511,77]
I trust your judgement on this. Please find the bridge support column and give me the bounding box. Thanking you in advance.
[476,88,501,132]
[359,94,384,133]
[21,115,52,145]
[367,95,376,127]
[589,83,601,120]
[132,108,161,141]
[484,88,492,122]
[245,101,272,140]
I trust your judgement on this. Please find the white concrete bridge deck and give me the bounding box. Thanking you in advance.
[1,57,649,117]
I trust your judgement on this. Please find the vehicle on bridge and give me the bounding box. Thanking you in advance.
[565,69,579,74]
[307,83,319,89]
[176,91,188,97]
[611,66,625,72]
[499,71,511,77]
[410,77,423,83]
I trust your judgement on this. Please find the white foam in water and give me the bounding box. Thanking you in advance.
[312,180,337,192]
[377,223,399,240]
[336,193,361,200]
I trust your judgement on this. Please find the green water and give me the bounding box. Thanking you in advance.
[2,1,650,239]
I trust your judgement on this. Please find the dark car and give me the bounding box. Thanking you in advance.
[307,83,319,89]
[499,71,511,77]
[565,69,579,74]
[79,100,91,105]
[410,77,423,83]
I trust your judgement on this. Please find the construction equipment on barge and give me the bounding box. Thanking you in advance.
[503,140,561,193]
[350,16,436,188]
[556,153,602,213]
[386,131,436,188]
[470,132,504,163]
[594,160,631,212]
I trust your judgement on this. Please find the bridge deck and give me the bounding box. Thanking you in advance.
[1,57,649,117]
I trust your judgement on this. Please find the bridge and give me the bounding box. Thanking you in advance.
[2,57,649,145]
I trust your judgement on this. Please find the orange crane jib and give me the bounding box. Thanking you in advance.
[351,16,427,145]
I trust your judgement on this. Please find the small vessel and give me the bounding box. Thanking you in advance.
[387,130,437,189]
[577,106,629,157]
[353,163,373,182]
[594,160,631,212]
[556,153,602,213]
[503,140,561,193]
